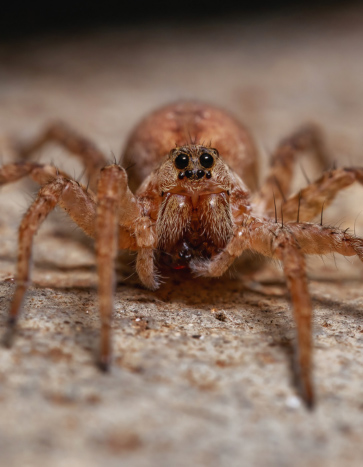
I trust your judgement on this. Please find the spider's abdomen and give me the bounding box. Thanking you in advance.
[122,101,259,193]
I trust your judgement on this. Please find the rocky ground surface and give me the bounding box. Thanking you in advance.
[0,5,363,466]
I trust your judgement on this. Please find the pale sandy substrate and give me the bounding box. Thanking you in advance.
[0,6,363,467]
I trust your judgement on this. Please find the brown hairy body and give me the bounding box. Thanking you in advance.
[125,102,256,272]
[2,100,363,408]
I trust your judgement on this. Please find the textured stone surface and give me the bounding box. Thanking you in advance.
[1,6,363,466]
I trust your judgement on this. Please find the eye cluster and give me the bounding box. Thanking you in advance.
[174,151,215,180]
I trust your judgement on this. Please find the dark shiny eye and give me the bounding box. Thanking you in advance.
[175,153,189,170]
[199,153,214,168]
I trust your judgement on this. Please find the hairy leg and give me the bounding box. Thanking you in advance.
[282,223,363,259]
[136,247,158,290]
[135,218,159,290]
[192,217,363,277]
[95,166,124,370]
[254,124,329,214]
[2,175,97,346]
[12,121,108,191]
[0,162,97,236]
[97,164,158,290]
[0,162,144,246]
[265,229,313,407]
[192,217,363,406]
[249,221,363,406]
[282,167,363,222]
[95,162,161,369]
[95,164,160,368]
[1,161,147,368]
[200,220,315,406]
[0,161,65,185]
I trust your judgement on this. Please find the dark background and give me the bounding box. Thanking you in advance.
[1,0,357,39]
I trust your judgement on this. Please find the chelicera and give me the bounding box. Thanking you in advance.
[1,101,363,408]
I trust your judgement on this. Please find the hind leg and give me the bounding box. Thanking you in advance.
[12,121,107,190]
[281,167,363,222]
[254,124,330,214]
[0,161,97,235]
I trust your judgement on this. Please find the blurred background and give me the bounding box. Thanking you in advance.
[1,1,363,162]
[1,2,363,466]
[1,0,363,231]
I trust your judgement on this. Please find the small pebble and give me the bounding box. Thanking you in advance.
[285,396,301,409]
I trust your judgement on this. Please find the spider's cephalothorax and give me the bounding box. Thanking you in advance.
[2,100,363,408]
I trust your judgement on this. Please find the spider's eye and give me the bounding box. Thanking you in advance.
[199,153,214,169]
[175,153,189,170]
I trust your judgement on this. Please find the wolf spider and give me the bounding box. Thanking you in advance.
[1,101,363,408]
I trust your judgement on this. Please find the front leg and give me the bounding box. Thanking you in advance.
[271,230,313,407]
[96,165,159,368]
[96,165,124,370]
[135,217,159,290]
[191,218,315,407]
[190,223,250,278]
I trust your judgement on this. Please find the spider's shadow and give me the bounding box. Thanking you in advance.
[145,270,362,402]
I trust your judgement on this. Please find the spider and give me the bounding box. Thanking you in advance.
[1,101,363,408]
